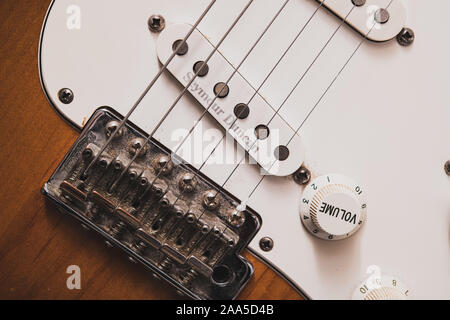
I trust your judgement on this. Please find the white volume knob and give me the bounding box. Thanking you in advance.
[352,275,410,300]
[300,174,367,240]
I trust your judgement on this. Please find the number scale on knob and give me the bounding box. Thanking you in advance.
[300,174,367,240]
[352,275,410,300]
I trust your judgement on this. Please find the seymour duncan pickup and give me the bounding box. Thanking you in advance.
[42,107,261,300]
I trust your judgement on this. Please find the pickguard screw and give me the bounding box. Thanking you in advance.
[397,27,415,46]
[445,160,450,176]
[259,237,274,252]
[148,14,165,33]
[58,88,74,104]
[293,166,311,185]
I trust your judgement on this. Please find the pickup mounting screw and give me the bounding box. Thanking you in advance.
[148,15,165,33]
[397,27,415,46]
[259,237,274,252]
[445,160,450,176]
[294,166,311,185]
[58,88,74,104]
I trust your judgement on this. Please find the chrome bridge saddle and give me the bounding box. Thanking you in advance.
[42,107,261,300]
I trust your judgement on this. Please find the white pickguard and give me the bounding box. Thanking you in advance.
[39,0,450,299]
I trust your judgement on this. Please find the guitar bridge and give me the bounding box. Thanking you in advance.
[42,107,261,300]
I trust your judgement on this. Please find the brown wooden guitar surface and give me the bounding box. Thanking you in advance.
[0,0,302,300]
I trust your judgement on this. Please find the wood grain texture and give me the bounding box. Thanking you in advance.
[0,0,302,300]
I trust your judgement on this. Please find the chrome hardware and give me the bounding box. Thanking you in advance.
[274,145,290,161]
[58,88,74,104]
[293,166,311,185]
[316,0,406,42]
[351,0,366,6]
[105,120,124,139]
[179,172,197,193]
[193,61,209,77]
[374,8,390,24]
[202,190,220,210]
[43,107,260,300]
[259,237,274,252]
[152,155,173,175]
[213,82,230,98]
[227,209,245,228]
[234,103,250,119]
[148,14,165,33]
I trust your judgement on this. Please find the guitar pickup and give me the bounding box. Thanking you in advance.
[157,24,305,177]
[42,107,261,300]
[319,0,406,42]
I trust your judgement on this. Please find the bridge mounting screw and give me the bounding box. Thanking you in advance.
[445,160,450,176]
[148,14,165,32]
[294,166,311,185]
[58,88,74,104]
[259,237,274,252]
[397,27,415,46]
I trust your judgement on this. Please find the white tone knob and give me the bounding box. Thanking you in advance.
[352,275,410,300]
[300,174,367,240]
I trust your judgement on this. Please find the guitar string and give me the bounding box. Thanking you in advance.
[108,0,292,246]
[161,0,357,241]
[241,0,394,203]
[210,3,356,191]
[108,0,257,192]
[137,0,327,222]
[82,0,218,177]
[131,0,297,245]
[154,0,375,237]
[197,0,332,174]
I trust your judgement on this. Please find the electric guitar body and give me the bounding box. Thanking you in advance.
[1,0,449,300]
